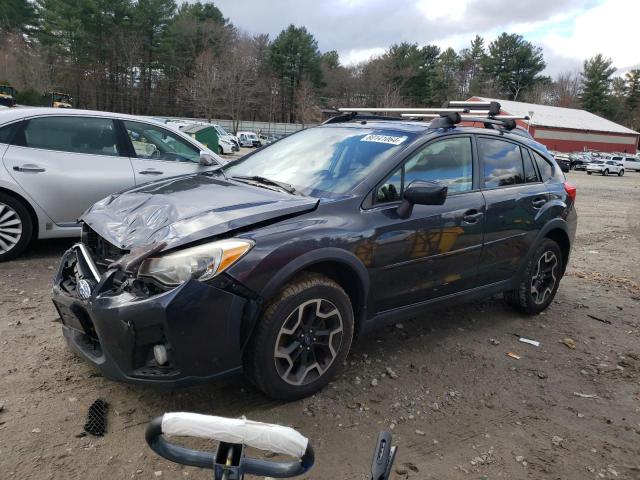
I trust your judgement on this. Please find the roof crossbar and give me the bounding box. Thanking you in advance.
[327,100,529,132]
[337,107,467,113]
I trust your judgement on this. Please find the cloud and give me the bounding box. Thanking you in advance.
[210,0,633,76]
[540,0,640,74]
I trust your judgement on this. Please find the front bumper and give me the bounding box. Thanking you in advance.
[52,246,250,387]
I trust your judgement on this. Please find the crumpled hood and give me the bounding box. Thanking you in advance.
[81,174,319,251]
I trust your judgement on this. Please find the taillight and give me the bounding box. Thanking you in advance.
[563,182,576,202]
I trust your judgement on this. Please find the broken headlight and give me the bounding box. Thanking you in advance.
[137,238,253,286]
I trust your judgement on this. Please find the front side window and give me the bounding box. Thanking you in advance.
[404,137,473,193]
[21,116,119,156]
[123,121,200,162]
[479,137,524,188]
[375,137,473,204]
[223,126,415,197]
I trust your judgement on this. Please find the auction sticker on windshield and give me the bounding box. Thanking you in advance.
[360,134,407,145]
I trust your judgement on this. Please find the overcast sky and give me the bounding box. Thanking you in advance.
[210,0,638,77]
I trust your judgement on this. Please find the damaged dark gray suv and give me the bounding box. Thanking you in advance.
[53,107,577,400]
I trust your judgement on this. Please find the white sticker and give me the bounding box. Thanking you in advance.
[360,134,407,145]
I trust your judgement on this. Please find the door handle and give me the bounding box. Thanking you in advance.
[531,198,547,208]
[139,169,163,175]
[462,210,483,224]
[13,165,46,173]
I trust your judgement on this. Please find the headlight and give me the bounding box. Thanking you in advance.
[137,238,253,286]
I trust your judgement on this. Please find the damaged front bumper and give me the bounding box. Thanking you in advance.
[52,245,255,387]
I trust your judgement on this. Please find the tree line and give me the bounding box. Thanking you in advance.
[1,0,639,131]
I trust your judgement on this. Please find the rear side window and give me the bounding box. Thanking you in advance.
[478,137,524,188]
[21,116,120,156]
[0,122,19,144]
[523,149,540,183]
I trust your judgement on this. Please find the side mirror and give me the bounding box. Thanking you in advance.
[397,180,447,219]
[199,151,217,166]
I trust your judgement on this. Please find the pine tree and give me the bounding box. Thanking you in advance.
[579,54,615,116]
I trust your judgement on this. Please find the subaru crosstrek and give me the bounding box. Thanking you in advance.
[52,111,577,400]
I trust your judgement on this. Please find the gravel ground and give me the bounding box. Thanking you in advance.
[0,170,639,480]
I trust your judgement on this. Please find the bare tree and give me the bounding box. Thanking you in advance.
[554,70,582,108]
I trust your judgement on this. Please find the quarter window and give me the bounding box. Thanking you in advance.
[479,138,524,188]
[22,116,120,156]
[0,122,19,144]
[123,121,200,162]
[532,150,564,182]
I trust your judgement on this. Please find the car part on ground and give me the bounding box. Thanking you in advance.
[51,100,577,400]
[145,412,397,479]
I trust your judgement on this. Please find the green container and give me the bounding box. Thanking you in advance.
[181,124,219,152]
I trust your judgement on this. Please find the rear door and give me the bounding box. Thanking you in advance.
[121,120,212,183]
[367,135,486,312]
[476,136,549,285]
[3,115,135,226]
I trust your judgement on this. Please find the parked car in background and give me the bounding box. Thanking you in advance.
[586,158,624,176]
[52,111,577,400]
[237,131,261,148]
[569,153,588,171]
[553,153,571,172]
[0,108,223,260]
[622,155,640,172]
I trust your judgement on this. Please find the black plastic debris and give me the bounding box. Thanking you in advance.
[84,399,108,436]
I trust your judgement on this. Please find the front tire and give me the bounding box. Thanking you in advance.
[0,193,33,262]
[587,172,592,175]
[245,272,354,400]
[618,169,624,176]
[504,238,563,315]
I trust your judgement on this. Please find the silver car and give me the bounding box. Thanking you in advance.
[0,108,223,260]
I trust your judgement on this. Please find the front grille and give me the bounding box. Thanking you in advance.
[82,225,128,271]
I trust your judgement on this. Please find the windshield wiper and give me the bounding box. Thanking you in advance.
[231,175,298,195]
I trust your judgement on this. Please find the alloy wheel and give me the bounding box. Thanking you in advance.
[0,202,23,255]
[274,298,344,386]
[530,251,558,305]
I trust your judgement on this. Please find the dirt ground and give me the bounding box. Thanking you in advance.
[1,170,639,480]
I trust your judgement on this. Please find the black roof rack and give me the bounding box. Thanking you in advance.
[324,101,531,133]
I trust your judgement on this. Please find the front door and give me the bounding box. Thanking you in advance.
[3,115,135,226]
[121,120,212,183]
[476,136,550,284]
[365,136,486,313]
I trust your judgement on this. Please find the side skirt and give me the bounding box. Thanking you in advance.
[360,279,513,335]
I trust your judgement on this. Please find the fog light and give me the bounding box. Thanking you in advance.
[153,344,168,366]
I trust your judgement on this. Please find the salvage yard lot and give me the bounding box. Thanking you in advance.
[0,171,639,480]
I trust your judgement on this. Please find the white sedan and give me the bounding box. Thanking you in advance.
[586,159,624,176]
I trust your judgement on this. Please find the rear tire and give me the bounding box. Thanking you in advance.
[602,169,608,176]
[244,272,354,400]
[504,238,563,315]
[0,193,33,262]
[587,172,592,175]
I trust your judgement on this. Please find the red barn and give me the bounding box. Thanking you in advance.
[468,97,639,154]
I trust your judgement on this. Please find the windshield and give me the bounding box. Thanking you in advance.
[223,126,415,197]
[215,126,228,136]
[0,86,14,95]
[591,160,604,164]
